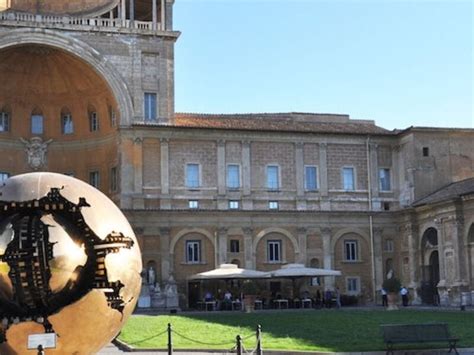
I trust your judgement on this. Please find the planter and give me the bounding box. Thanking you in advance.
[386,292,399,311]
[243,295,257,313]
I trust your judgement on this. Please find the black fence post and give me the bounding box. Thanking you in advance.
[236,334,242,355]
[256,324,262,355]
[167,323,173,355]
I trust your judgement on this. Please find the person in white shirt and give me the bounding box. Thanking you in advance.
[400,286,409,307]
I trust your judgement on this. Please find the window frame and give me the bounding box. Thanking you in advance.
[188,200,199,209]
[379,168,392,192]
[346,276,361,295]
[185,240,201,264]
[267,240,282,263]
[61,113,74,135]
[384,239,394,253]
[144,92,158,122]
[342,166,356,191]
[229,200,240,210]
[344,239,359,262]
[304,165,319,191]
[0,111,10,132]
[31,114,44,135]
[226,164,241,190]
[89,171,100,189]
[268,201,279,210]
[0,172,10,183]
[230,239,240,253]
[266,164,280,190]
[110,166,118,192]
[89,111,99,132]
[185,163,201,189]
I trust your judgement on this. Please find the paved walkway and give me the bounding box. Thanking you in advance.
[98,342,474,355]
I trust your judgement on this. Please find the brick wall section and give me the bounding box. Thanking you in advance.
[327,144,368,190]
[225,141,242,163]
[303,143,320,165]
[251,142,296,190]
[169,140,217,188]
[143,138,161,187]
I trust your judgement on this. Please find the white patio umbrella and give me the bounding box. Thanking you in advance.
[188,263,270,280]
[270,263,341,278]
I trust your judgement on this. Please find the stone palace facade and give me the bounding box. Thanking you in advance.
[0,0,473,308]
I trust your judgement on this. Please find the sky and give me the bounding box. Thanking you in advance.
[173,0,473,131]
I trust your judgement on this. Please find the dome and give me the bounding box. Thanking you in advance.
[5,0,119,17]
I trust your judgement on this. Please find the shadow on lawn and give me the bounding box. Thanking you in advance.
[169,309,474,352]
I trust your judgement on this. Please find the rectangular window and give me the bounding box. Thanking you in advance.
[109,107,117,127]
[89,171,100,189]
[186,240,201,263]
[230,240,240,253]
[268,201,279,210]
[267,240,282,263]
[110,167,118,192]
[346,277,360,294]
[344,240,358,261]
[422,147,429,157]
[0,172,10,182]
[89,112,99,132]
[189,200,199,209]
[0,112,9,132]
[305,166,318,191]
[342,167,355,191]
[31,115,43,134]
[384,239,394,253]
[379,168,391,191]
[226,164,240,189]
[62,114,74,134]
[229,200,240,210]
[186,163,200,188]
[267,165,279,190]
[144,93,157,121]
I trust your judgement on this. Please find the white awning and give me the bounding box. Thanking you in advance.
[188,264,270,280]
[270,263,342,278]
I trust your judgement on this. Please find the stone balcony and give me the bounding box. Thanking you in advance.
[0,11,177,37]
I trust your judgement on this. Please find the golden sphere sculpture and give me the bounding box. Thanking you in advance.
[0,173,142,354]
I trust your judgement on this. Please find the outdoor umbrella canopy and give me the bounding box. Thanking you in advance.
[188,264,270,280]
[270,263,341,278]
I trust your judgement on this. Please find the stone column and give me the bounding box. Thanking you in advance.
[129,0,135,25]
[160,138,170,209]
[435,219,449,306]
[243,227,254,269]
[161,0,166,30]
[152,0,157,30]
[295,142,306,210]
[296,227,307,264]
[121,0,126,23]
[160,227,171,281]
[319,143,330,211]
[369,142,380,210]
[242,141,252,209]
[133,138,144,209]
[405,223,422,305]
[217,140,226,196]
[321,227,334,289]
[373,227,384,291]
[217,227,228,265]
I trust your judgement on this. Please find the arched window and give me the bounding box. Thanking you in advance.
[88,105,99,132]
[31,107,44,135]
[0,105,11,132]
[61,107,73,134]
[108,104,117,127]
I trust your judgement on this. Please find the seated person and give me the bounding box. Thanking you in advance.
[222,290,232,310]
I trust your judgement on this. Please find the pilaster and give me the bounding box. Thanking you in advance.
[319,143,330,211]
[296,227,307,264]
[217,227,228,265]
[321,227,334,289]
[243,227,254,269]
[160,138,170,209]
[159,227,171,281]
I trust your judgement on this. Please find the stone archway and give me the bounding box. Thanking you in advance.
[420,227,440,305]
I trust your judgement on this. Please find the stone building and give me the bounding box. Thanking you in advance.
[0,1,472,308]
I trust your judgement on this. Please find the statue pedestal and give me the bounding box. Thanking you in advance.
[137,285,151,308]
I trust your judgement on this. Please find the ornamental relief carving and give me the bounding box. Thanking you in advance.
[20,137,53,170]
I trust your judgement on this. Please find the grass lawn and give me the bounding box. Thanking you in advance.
[118,309,474,352]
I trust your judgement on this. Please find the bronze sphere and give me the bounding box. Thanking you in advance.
[0,173,142,354]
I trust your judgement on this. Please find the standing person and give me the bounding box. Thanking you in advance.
[324,289,332,308]
[335,287,341,309]
[400,286,409,307]
[381,288,388,307]
[315,289,322,308]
